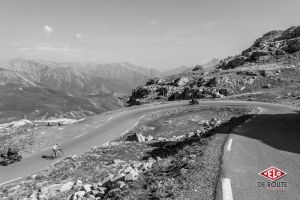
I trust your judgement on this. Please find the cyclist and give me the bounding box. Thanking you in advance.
[53,144,59,158]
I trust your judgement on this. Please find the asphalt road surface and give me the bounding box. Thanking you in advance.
[216,101,300,200]
[0,100,299,200]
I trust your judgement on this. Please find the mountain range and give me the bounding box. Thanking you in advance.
[0,57,221,123]
[0,58,161,122]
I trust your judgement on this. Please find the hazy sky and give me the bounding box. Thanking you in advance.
[0,0,300,70]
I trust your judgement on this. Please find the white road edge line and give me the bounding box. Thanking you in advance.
[140,115,146,119]
[227,139,233,151]
[245,119,251,123]
[222,178,233,200]
[0,177,23,186]
[95,123,103,128]
[75,132,87,139]
[95,116,112,128]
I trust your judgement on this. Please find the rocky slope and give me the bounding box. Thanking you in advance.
[162,58,220,76]
[128,26,300,106]
[219,26,300,70]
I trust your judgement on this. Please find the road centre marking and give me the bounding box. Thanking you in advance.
[227,139,233,151]
[222,178,233,200]
[75,132,87,139]
[95,123,103,128]
[0,177,23,186]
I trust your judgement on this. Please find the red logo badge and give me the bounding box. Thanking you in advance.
[259,166,287,181]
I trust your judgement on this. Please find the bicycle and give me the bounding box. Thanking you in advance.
[53,148,64,159]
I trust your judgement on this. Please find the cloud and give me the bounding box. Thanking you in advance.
[75,33,83,39]
[139,19,160,32]
[19,45,81,53]
[44,25,53,37]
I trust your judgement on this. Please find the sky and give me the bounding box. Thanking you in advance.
[0,0,300,70]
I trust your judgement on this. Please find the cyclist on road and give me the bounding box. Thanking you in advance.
[53,144,59,158]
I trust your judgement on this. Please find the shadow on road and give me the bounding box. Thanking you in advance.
[143,111,300,160]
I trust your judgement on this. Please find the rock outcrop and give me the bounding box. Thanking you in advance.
[219,25,300,69]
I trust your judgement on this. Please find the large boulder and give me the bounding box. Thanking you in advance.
[39,184,62,195]
[276,26,300,41]
[259,70,273,77]
[176,77,192,86]
[250,50,270,60]
[98,174,114,187]
[192,65,203,71]
[131,87,150,99]
[124,169,139,181]
[220,56,247,69]
[218,88,230,96]
[59,182,74,192]
[283,37,300,53]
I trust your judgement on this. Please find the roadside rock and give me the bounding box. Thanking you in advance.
[145,135,154,141]
[59,181,74,192]
[39,183,62,195]
[72,180,83,191]
[115,181,126,189]
[124,169,139,181]
[176,77,192,86]
[126,133,146,142]
[82,184,92,193]
[69,191,86,200]
[98,174,114,187]
[259,70,273,77]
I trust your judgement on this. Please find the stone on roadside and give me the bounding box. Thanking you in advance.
[115,181,126,189]
[39,184,62,195]
[69,191,86,200]
[111,172,126,182]
[82,184,92,193]
[72,180,83,191]
[145,135,154,141]
[125,133,146,142]
[84,193,96,199]
[124,169,139,181]
[186,132,195,138]
[59,182,74,192]
[98,173,114,187]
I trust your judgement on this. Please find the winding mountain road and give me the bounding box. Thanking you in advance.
[0,100,300,200]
